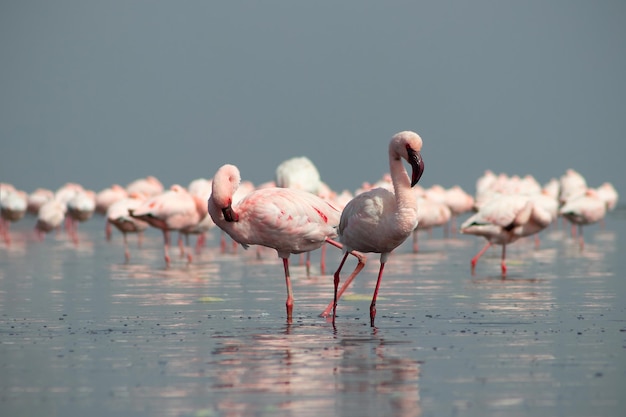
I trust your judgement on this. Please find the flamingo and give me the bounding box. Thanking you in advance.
[275,156,322,194]
[208,163,366,322]
[95,184,128,240]
[66,190,96,245]
[1,188,28,245]
[35,200,67,240]
[328,131,425,326]
[187,177,216,253]
[443,185,474,235]
[27,188,54,215]
[460,194,553,276]
[106,193,149,261]
[559,189,607,250]
[129,185,206,267]
[412,196,451,253]
[125,175,164,197]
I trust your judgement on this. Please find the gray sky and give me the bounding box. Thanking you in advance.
[2,1,625,199]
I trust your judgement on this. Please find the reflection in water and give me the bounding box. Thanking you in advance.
[205,324,421,417]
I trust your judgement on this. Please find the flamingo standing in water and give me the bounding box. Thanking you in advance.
[1,188,28,245]
[460,194,553,276]
[130,185,206,267]
[328,131,425,326]
[106,193,149,261]
[208,163,366,322]
[35,199,66,239]
[95,185,128,240]
[559,189,606,250]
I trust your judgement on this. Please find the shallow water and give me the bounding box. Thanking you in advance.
[1,211,625,417]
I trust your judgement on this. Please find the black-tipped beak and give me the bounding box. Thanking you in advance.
[407,148,424,187]
[222,205,238,222]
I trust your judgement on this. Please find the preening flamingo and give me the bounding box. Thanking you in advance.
[35,199,66,239]
[460,194,553,276]
[559,189,607,250]
[130,185,206,267]
[106,193,149,261]
[328,131,425,326]
[208,163,366,322]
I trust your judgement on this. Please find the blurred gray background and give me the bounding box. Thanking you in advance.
[2,1,624,197]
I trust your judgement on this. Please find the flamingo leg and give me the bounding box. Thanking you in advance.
[331,252,350,322]
[320,238,367,318]
[105,220,112,241]
[578,225,584,250]
[305,251,311,277]
[500,244,507,277]
[163,230,171,267]
[370,262,387,327]
[412,229,419,253]
[282,258,294,323]
[320,243,327,275]
[138,231,144,248]
[471,241,492,274]
[123,232,130,262]
[220,232,227,253]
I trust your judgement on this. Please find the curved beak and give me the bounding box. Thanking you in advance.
[407,147,424,187]
[222,205,238,222]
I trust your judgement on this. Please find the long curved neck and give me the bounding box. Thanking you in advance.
[389,154,415,209]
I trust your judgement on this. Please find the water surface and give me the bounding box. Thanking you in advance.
[1,211,625,417]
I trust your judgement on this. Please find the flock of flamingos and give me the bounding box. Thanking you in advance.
[0,131,619,325]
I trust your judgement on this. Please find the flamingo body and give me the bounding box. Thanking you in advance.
[331,131,424,326]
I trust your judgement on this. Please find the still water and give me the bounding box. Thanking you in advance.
[1,211,625,417]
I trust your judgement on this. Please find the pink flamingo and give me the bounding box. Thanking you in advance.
[106,193,149,261]
[443,185,474,235]
[130,185,206,267]
[95,185,128,240]
[187,178,216,253]
[66,190,96,245]
[27,188,54,215]
[1,188,28,245]
[329,131,425,326]
[461,194,553,277]
[35,200,66,240]
[208,163,366,322]
[559,189,607,250]
[412,196,451,253]
[125,175,164,197]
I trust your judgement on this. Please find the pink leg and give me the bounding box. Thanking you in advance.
[163,230,171,267]
[320,238,367,318]
[1,220,11,245]
[534,233,541,249]
[320,243,327,275]
[305,251,311,277]
[123,233,130,262]
[578,225,584,250]
[370,262,387,327]
[500,244,507,277]
[178,233,185,257]
[282,258,294,323]
[220,232,227,253]
[137,231,144,248]
[105,220,112,241]
[471,241,492,274]
[412,229,419,253]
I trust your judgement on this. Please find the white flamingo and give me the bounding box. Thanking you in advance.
[328,131,425,326]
